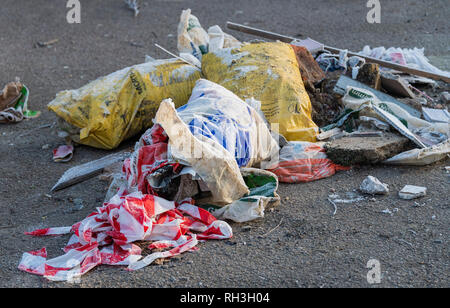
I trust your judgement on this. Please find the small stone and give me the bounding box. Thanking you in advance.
[399,185,427,200]
[360,176,389,195]
[381,208,398,215]
[42,144,50,150]
[72,198,84,211]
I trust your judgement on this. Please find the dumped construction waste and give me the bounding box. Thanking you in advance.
[15,8,450,283]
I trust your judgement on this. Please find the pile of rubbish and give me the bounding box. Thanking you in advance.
[19,9,450,282]
[0,79,40,124]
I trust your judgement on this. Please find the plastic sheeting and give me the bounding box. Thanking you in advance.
[155,79,279,205]
[19,193,232,282]
[265,142,349,183]
[202,42,318,142]
[48,59,202,150]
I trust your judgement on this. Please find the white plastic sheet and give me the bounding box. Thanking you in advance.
[155,79,279,205]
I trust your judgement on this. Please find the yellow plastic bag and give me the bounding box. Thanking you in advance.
[202,42,318,142]
[48,59,202,150]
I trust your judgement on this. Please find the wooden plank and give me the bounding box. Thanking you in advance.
[226,22,450,83]
[51,151,131,192]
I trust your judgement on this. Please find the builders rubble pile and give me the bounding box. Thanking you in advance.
[18,9,450,282]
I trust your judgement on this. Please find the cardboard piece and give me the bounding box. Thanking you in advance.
[380,72,415,98]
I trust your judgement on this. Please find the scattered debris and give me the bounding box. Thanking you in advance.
[0,81,40,124]
[129,41,144,48]
[384,139,450,166]
[359,46,450,80]
[399,185,427,200]
[360,176,389,195]
[328,191,365,204]
[439,91,450,105]
[125,0,140,17]
[337,86,445,149]
[380,71,415,98]
[52,151,131,191]
[356,63,381,90]
[381,208,399,216]
[291,45,326,87]
[0,80,22,111]
[261,218,284,237]
[52,145,74,163]
[327,198,338,216]
[68,198,84,212]
[208,168,281,223]
[35,39,59,48]
[422,107,450,123]
[317,127,343,141]
[408,85,435,104]
[18,123,55,138]
[334,75,421,118]
[291,38,324,55]
[265,141,349,183]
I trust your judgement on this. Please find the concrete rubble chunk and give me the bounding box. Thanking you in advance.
[360,176,389,195]
[324,133,413,166]
[399,185,427,200]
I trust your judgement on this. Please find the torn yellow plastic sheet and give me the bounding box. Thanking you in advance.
[202,42,318,142]
[48,59,202,150]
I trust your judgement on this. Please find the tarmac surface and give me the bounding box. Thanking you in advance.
[0,0,449,288]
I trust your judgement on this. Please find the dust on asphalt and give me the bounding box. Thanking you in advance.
[0,0,448,287]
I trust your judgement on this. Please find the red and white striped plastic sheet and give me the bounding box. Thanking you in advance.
[19,192,232,282]
[123,123,182,195]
